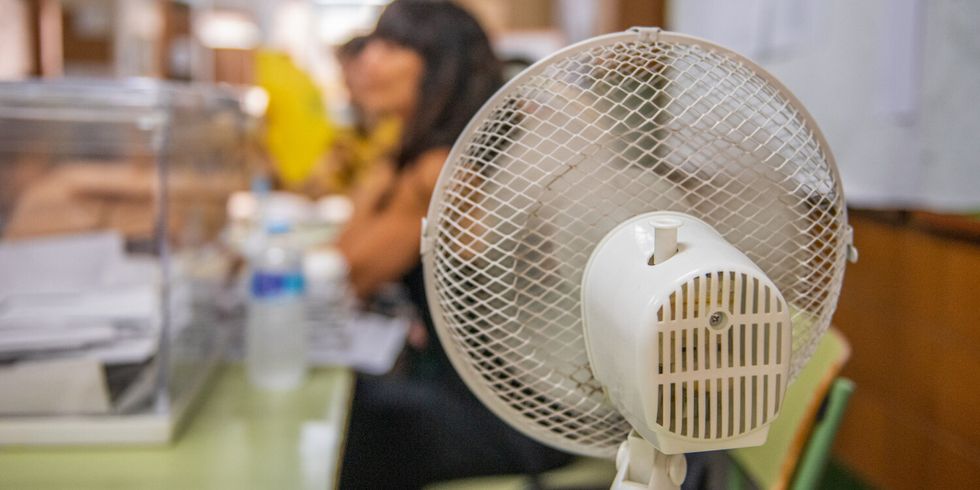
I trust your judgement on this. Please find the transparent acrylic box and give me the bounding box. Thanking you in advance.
[0,80,249,445]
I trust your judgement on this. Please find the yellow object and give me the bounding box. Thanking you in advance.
[256,50,334,189]
[337,116,401,191]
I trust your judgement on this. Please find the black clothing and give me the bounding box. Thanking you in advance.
[339,265,572,489]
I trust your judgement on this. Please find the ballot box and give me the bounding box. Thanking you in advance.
[0,79,251,445]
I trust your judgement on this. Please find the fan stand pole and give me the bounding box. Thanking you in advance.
[611,432,686,490]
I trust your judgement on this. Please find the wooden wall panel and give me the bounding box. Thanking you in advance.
[840,388,980,489]
[944,240,980,352]
[61,9,111,64]
[456,0,552,36]
[832,212,980,489]
[617,0,665,30]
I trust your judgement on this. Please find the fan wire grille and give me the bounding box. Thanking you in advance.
[426,34,847,457]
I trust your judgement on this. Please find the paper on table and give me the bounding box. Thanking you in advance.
[0,231,167,364]
[0,232,125,300]
[224,307,409,375]
[308,313,409,375]
[18,336,159,366]
[0,321,115,355]
[0,231,159,301]
[0,285,159,323]
[0,358,111,415]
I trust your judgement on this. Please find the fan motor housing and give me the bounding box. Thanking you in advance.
[582,212,792,454]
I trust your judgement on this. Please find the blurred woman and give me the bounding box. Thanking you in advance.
[315,36,403,194]
[336,1,571,488]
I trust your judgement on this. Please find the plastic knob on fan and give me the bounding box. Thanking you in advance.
[650,217,682,265]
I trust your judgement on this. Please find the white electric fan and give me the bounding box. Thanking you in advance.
[420,28,856,489]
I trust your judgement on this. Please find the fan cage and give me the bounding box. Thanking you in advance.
[423,29,848,457]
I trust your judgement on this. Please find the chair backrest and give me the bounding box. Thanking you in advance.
[790,377,855,490]
[728,328,853,490]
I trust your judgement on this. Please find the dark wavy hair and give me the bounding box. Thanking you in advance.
[369,0,503,169]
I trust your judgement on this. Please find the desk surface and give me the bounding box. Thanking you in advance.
[0,365,354,490]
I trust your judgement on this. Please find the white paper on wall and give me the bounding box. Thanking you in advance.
[670,0,980,212]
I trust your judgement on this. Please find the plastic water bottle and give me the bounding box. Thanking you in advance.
[304,248,354,355]
[246,222,308,390]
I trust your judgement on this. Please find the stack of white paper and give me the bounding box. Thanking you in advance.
[0,232,172,415]
[224,309,409,376]
[0,232,164,363]
[307,312,409,375]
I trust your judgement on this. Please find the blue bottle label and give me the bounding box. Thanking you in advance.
[251,271,305,299]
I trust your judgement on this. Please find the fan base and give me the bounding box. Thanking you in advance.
[613,432,686,490]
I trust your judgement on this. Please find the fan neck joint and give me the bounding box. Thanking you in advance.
[629,27,662,43]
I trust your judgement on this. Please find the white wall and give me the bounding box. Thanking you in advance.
[0,0,31,80]
[670,0,980,212]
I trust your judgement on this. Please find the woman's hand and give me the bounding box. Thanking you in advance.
[348,161,396,218]
[336,149,448,299]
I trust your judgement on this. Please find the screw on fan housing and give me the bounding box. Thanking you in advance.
[708,311,727,329]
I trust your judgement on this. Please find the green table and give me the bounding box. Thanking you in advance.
[0,366,354,490]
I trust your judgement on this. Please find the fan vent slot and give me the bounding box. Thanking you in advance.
[653,271,788,440]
